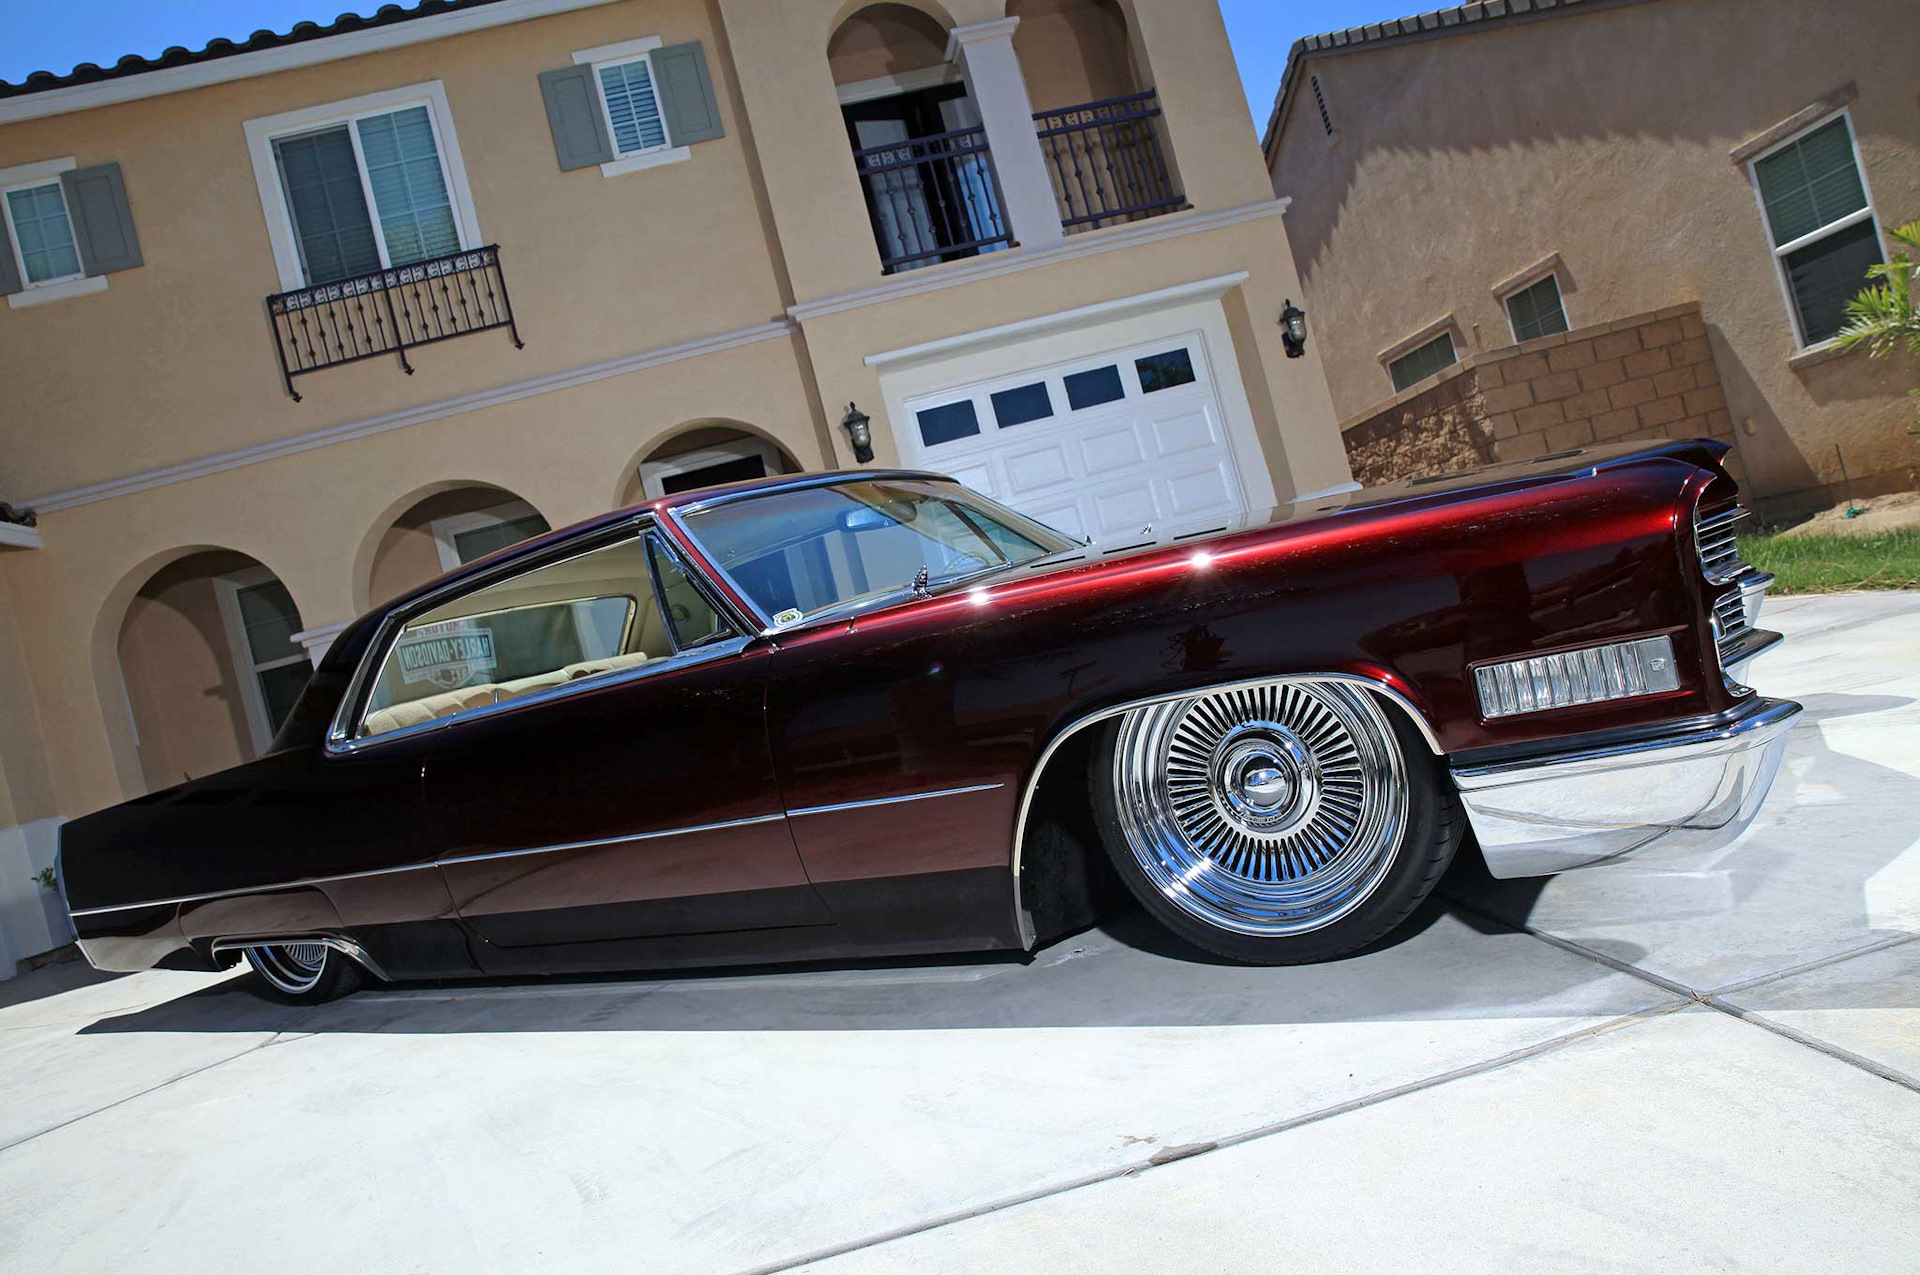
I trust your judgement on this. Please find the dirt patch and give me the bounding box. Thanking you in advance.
[1775,490,1920,539]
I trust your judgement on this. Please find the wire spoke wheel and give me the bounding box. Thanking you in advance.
[1110,681,1410,938]
[245,942,331,995]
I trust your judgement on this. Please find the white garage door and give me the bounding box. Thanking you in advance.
[899,332,1251,545]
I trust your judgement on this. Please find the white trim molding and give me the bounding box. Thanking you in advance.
[0,0,626,125]
[1490,251,1564,301]
[22,319,796,514]
[866,272,1252,369]
[0,154,108,308]
[791,198,1290,323]
[244,80,484,293]
[0,522,43,549]
[1376,312,1460,366]
[835,64,961,106]
[291,620,352,664]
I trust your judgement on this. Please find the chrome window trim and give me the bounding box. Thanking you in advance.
[1008,672,1442,949]
[325,514,762,755]
[669,469,948,515]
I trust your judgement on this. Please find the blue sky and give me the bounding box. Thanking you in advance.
[0,1,1417,128]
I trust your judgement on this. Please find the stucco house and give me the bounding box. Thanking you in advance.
[0,0,1345,972]
[1263,0,1919,511]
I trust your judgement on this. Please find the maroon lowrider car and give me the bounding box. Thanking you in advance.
[60,439,1798,1002]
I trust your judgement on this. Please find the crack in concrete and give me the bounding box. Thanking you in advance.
[0,1030,316,1158]
[734,1000,1691,1275]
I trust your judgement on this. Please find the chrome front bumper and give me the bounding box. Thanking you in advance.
[1452,696,1801,879]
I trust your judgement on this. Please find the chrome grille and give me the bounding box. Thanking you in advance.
[1713,588,1753,656]
[1694,502,1750,584]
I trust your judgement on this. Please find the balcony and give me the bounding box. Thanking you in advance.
[852,126,1014,276]
[1034,91,1184,234]
[265,245,523,401]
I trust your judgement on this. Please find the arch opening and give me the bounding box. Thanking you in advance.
[618,423,803,509]
[362,483,553,612]
[829,4,1014,275]
[111,549,312,795]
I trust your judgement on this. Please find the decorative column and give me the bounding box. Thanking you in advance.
[945,18,1064,254]
[291,620,351,666]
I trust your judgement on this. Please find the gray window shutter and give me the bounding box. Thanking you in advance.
[539,65,616,171]
[653,43,724,145]
[60,162,143,275]
[0,213,20,296]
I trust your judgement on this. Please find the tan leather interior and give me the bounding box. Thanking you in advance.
[361,650,657,737]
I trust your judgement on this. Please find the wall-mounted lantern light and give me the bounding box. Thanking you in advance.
[842,402,874,464]
[1280,299,1307,359]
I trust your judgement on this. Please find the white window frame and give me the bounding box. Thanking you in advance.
[0,155,108,309]
[1380,317,1460,393]
[244,81,485,293]
[571,37,692,178]
[431,498,545,572]
[213,565,312,755]
[1493,254,1571,344]
[1745,106,1888,352]
[638,438,783,499]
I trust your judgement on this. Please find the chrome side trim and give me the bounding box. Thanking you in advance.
[211,935,392,984]
[68,860,441,917]
[1008,672,1442,949]
[787,783,1004,818]
[1453,696,1801,879]
[433,812,787,868]
[67,812,793,916]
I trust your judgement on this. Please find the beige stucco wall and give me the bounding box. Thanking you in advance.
[0,0,1345,827]
[1268,0,1920,506]
[116,551,259,792]
[0,0,799,502]
[1010,0,1137,113]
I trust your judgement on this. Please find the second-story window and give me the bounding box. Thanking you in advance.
[594,56,670,156]
[1747,112,1885,348]
[247,82,484,293]
[3,180,82,286]
[273,106,458,286]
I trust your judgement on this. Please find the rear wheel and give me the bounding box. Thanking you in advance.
[1089,681,1459,964]
[242,942,366,1004]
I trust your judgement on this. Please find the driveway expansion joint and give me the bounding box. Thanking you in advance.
[735,1000,1691,1275]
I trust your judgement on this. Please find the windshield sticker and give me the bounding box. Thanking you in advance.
[772,608,803,629]
[397,622,496,688]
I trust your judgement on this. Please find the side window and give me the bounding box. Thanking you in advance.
[357,532,676,738]
[646,535,734,649]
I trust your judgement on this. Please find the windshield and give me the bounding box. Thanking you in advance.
[679,479,1077,624]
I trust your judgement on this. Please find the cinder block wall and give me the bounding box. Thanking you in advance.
[1344,304,1737,487]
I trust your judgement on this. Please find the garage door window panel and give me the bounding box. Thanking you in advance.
[990,382,1054,429]
[917,400,982,447]
[1135,348,1197,393]
[1063,364,1126,410]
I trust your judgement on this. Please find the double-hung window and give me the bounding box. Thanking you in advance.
[1748,112,1885,347]
[1387,331,1458,393]
[3,179,83,288]
[1504,273,1570,344]
[247,83,482,292]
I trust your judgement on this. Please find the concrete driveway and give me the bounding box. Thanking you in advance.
[2,593,1915,1274]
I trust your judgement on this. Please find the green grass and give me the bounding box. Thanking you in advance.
[1738,528,1920,593]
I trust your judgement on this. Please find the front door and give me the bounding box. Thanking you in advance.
[349,525,827,954]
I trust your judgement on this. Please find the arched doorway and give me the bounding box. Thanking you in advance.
[829,4,1011,274]
[115,550,311,793]
[364,484,553,608]
[619,424,802,507]
[1007,0,1139,112]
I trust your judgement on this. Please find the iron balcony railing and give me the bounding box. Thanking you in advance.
[266,245,523,401]
[852,125,1013,275]
[1034,91,1185,233]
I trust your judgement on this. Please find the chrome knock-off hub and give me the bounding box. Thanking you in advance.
[1213,725,1320,836]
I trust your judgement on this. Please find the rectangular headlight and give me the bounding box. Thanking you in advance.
[1474,635,1681,719]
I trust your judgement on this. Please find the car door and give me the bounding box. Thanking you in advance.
[354,523,828,953]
